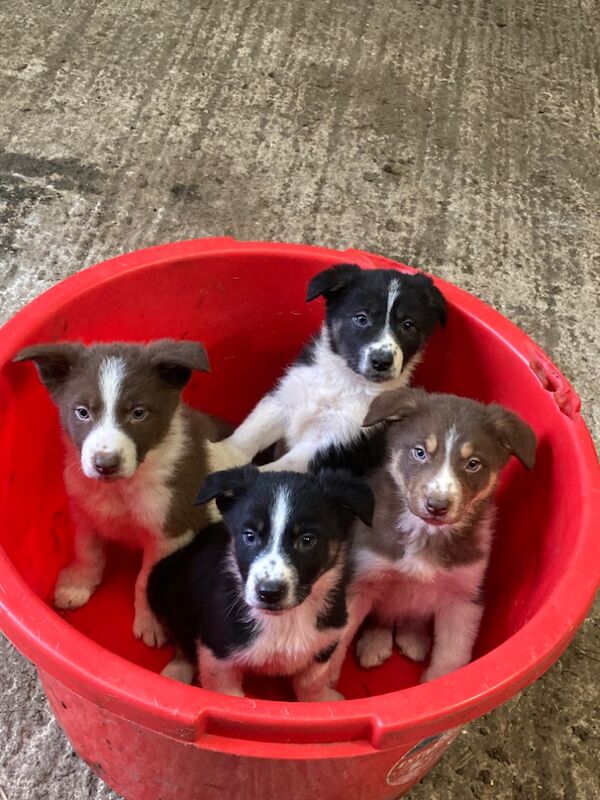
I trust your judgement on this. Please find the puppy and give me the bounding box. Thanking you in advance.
[220,263,446,473]
[351,388,536,682]
[148,466,374,701]
[14,339,232,647]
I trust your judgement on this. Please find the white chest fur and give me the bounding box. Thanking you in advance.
[276,336,408,450]
[63,409,189,546]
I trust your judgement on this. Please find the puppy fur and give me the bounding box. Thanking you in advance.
[351,388,536,682]
[148,466,374,701]
[14,339,232,647]
[221,264,446,473]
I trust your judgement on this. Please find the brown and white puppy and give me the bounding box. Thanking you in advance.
[14,340,233,647]
[351,388,536,682]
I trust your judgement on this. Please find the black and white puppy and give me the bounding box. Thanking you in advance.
[351,389,536,682]
[220,264,447,473]
[148,466,374,701]
[14,340,232,647]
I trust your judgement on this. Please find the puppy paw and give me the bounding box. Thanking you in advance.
[161,658,195,684]
[133,610,167,648]
[395,628,431,663]
[317,687,345,702]
[221,686,245,698]
[54,567,99,609]
[356,627,393,669]
[421,662,458,683]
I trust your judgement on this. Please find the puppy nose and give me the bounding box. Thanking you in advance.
[93,452,121,476]
[256,581,286,605]
[369,349,394,372]
[425,496,450,516]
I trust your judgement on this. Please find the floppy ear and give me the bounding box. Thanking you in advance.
[195,465,260,511]
[148,339,210,389]
[13,342,85,393]
[317,469,375,527]
[306,263,363,303]
[362,388,425,428]
[486,405,537,469]
[411,273,448,328]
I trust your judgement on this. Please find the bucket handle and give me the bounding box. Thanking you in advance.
[528,347,581,419]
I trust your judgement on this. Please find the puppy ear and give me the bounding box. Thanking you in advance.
[486,406,537,469]
[317,469,375,527]
[13,342,85,393]
[195,465,260,510]
[148,339,210,389]
[362,388,425,427]
[306,263,362,303]
[411,273,448,328]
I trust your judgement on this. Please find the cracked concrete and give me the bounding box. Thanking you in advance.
[0,0,598,798]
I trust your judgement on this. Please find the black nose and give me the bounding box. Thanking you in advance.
[425,497,450,516]
[93,452,121,476]
[369,349,394,372]
[256,581,286,605]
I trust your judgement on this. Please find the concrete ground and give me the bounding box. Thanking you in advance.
[0,0,598,798]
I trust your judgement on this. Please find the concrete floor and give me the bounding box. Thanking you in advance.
[0,0,598,798]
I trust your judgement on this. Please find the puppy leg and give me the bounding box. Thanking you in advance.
[260,441,315,473]
[226,394,286,460]
[198,645,244,697]
[356,626,394,669]
[161,648,195,684]
[135,531,195,648]
[395,617,432,663]
[293,655,345,703]
[422,599,484,682]
[54,527,106,609]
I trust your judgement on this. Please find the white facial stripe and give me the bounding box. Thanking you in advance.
[81,357,138,479]
[427,427,461,503]
[245,486,298,606]
[361,279,404,376]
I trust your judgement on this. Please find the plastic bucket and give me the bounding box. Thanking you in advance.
[0,238,598,800]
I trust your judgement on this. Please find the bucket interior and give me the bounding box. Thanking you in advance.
[0,251,578,700]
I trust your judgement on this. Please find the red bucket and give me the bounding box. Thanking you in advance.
[0,239,598,800]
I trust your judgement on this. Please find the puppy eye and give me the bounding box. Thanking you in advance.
[74,406,91,421]
[297,533,318,551]
[402,318,416,332]
[412,446,427,462]
[353,312,370,328]
[130,407,147,421]
[243,530,258,545]
[465,458,482,472]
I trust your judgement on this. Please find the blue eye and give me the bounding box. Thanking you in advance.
[353,313,370,327]
[243,530,258,545]
[412,446,427,462]
[75,406,90,421]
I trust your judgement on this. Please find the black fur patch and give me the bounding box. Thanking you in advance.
[310,426,389,477]
[315,641,338,663]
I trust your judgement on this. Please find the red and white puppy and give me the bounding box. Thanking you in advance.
[351,389,536,682]
[15,340,231,646]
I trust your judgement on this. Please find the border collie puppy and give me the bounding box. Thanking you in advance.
[148,466,374,701]
[220,263,447,473]
[351,388,536,682]
[14,340,232,647]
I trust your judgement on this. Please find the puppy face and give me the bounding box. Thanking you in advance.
[365,390,536,528]
[196,467,374,613]
[15,340,209,481]
[307,264,446,383]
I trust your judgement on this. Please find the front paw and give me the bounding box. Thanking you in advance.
[421,661,458,683]
[134,609,167,648]
[356,627,393,669]
[395,628,431,663]
[161,658,195,684]
[54,566,100,609]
